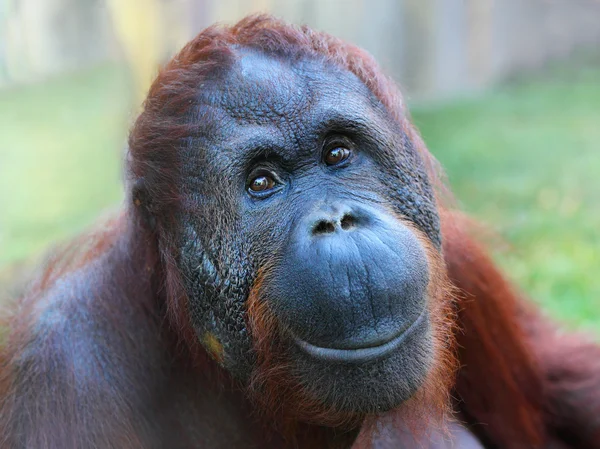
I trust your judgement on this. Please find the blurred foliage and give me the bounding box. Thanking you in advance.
[0,63,598,333]
[413,65,600,334]
[106,0,163,104]
[0,65,130,264]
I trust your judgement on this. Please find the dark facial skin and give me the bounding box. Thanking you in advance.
[175,48,441,413]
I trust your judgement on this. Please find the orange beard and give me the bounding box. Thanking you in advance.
[245,220,458,443]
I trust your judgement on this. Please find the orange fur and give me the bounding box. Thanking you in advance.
[2,14,600,449]
[246,220,457,443]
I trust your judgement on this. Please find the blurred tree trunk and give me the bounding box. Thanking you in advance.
[106,0,163,106]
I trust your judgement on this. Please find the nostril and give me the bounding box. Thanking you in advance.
[313,220,336,235]
[340,214,357,231]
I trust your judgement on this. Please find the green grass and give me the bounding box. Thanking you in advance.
[0,63,598,334]
[412,66,600,334]
[0,65,131,264]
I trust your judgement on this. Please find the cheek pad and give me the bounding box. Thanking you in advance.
[178,222,256,379]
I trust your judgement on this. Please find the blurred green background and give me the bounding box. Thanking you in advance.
[1,0,599,336]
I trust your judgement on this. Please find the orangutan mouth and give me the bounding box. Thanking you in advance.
[293,307,427,363]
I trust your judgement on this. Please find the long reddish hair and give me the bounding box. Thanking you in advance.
[3,14,597,449]
[127,14,550,446]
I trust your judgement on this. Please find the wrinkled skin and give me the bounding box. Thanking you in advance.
[174,48,441,413]
[3,16,600,449]
[0,36,483,449]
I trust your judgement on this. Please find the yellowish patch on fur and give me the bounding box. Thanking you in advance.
[202,332,224,363]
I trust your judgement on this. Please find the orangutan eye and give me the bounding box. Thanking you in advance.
[246,167,283,198]
[249,175,275,192]
[324,147,351,166]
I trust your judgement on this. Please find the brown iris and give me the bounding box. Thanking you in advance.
[325,147,351,166]
[249,175,275,192]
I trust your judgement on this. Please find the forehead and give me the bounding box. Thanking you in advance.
[197,48,387,135]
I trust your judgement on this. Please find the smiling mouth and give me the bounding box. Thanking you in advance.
[293,308,427,363]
